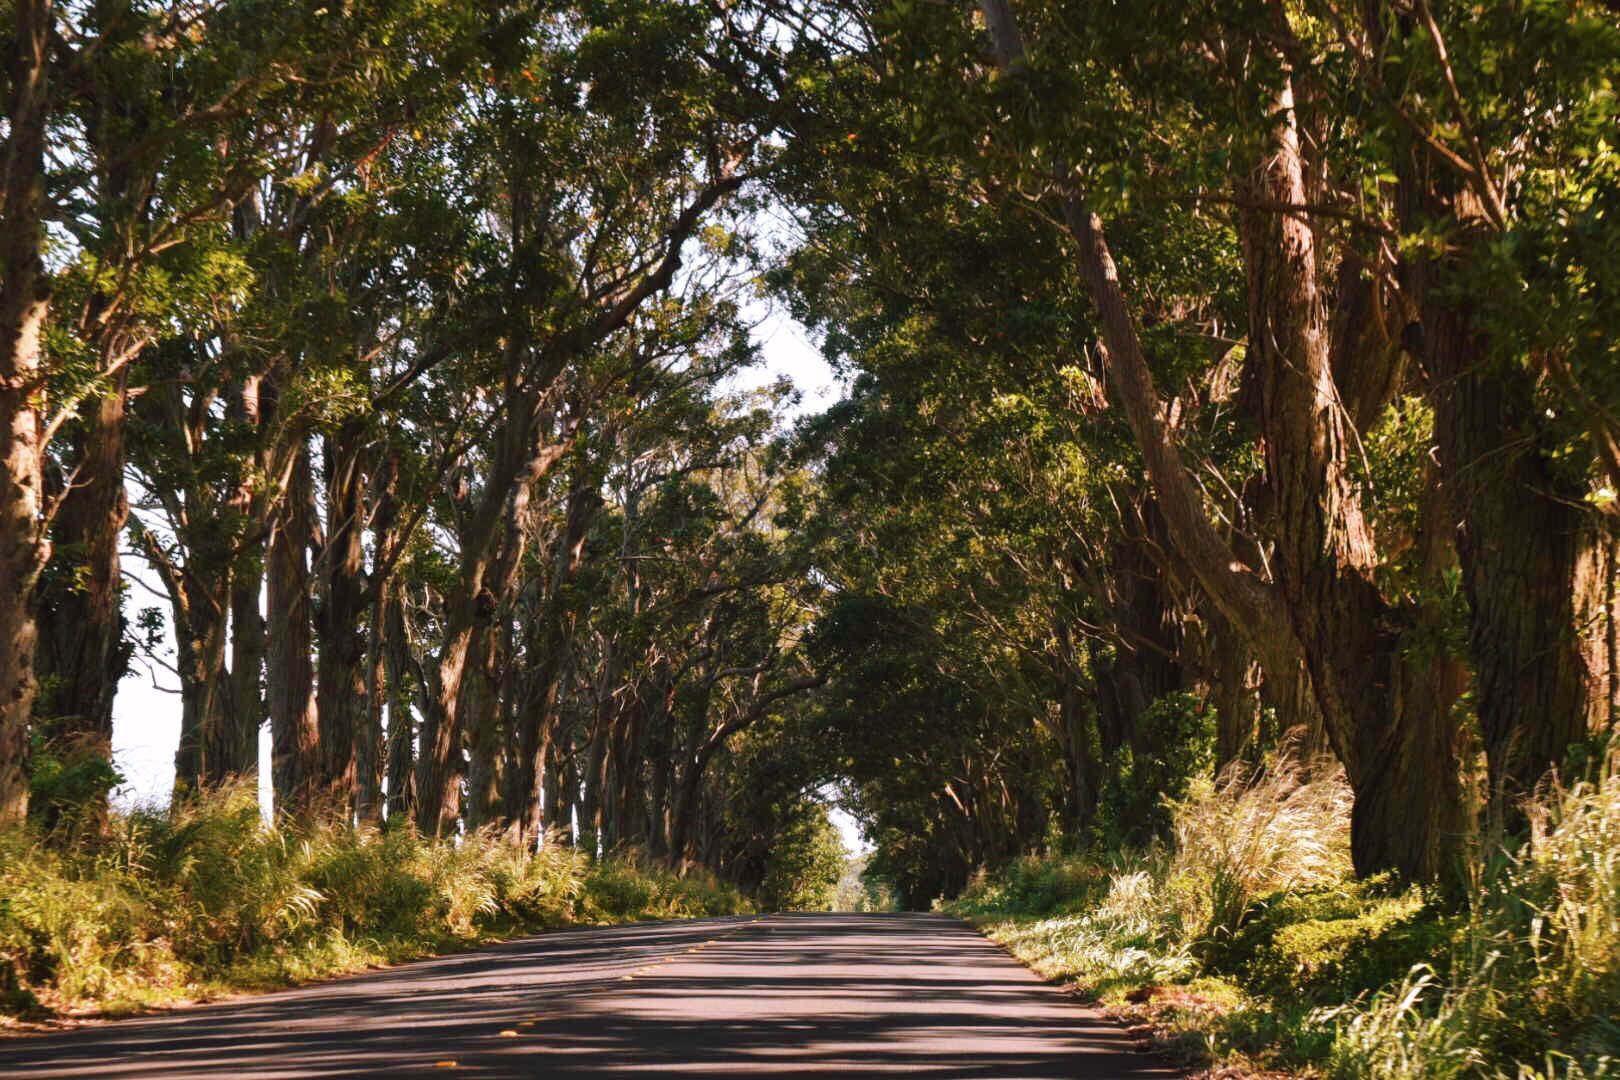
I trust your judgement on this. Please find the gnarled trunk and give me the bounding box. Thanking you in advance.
[1239,76,1468,879]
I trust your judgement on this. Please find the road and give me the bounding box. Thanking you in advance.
[3,912,1179,1078]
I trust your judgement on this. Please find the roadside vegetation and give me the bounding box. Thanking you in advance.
[946,745,1619,1079]
[0,781,749,1019]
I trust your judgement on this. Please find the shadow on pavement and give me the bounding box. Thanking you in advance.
[3,912,1178,1078]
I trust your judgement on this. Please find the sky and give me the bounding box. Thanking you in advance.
[106,305,869,850]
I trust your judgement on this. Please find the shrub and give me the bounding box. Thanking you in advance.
[1097,691,1217,845]
[1212,879,1459,1005]
[578,853,751,922]
[0,785,734,1015]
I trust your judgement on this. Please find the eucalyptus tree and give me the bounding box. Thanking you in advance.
[2,0,384,820]
[762,0,1620,883]
[964,0,1620,870]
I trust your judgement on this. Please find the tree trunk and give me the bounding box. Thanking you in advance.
[1238,76,1468,879]
[1396,154,1612,815]
[1204,605,1261,769]
[1428,306,1610,812]
[268,444,319,815]
[227,560,264,780]
[382,585,417,825]
[461,625,505,831]
[0,0,53,826]
[358,586,387,827]
[225,378,267,783]
[314,427,368,816]
[35,375,129,793]
[503,464,598,843]
[172,573,233,795]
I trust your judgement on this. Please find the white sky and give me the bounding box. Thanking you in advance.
[107,307,866,849]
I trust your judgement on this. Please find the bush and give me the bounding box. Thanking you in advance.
[0,784,730,1015]
[1096,691,1217,845]
[1211,878,1458,1005]
[577,853,751,923]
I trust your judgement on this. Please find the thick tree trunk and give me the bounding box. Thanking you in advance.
[505,646,567,843]
[172,575,233,795]
[1204,605,1261,769]
[314,428,367,816]
[268,444,319,815]
[225,379,267,783]
[503,466,597,843]
[1427,306,1609,812]
[1385,106,1608,822]
[357,589,387,827]
[35,376,130,787]
[227,549,264,782]
[0,0,53,826]
[461,626,505,831]
[1238,77,1468,879]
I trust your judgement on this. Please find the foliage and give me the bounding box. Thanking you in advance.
[947,747,1620,1077]
[578,854,751,924]
[1097,691,1219,846]
[1168,753,1355,939]
[0,783,737,1015]
[756,805,847,912]
[829,853,901,913]
[25,732,123,837]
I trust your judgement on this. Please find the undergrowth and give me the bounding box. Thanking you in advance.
[0,781,748,1018]
[946,748,1620,1079]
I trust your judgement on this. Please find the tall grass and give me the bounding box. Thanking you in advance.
[948,746,1620,1078]
[0,781,744,1015]
[1169,754,1353,938]
[1316,750,1620,1078]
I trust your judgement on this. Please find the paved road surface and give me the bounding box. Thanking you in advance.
[3,912,1179,1078]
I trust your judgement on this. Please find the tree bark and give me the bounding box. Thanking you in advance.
[314,426,368,816]
[1387,127,1613,814]
[381,584,417,825]
[35,374,130,789]
[0,0,54,825]
[268,443,319,815]
[503,463,599,843]
[171,571,233,794]
[1426,294,1609,812]
[1237,75,1467,878]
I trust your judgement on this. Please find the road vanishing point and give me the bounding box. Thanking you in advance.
[4,913,1180,1078]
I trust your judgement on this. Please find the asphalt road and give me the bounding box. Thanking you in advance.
[2,912,1179,1078]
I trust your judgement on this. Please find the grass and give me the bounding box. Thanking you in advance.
[0,781,748,1020]
[945,748,1620,1079]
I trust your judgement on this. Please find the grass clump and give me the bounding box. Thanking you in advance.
[578,852,751,922]
[946,746,1620,1078]
[0,781,740,1018]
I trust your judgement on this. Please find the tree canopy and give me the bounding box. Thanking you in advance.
[3,0,1618,910]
